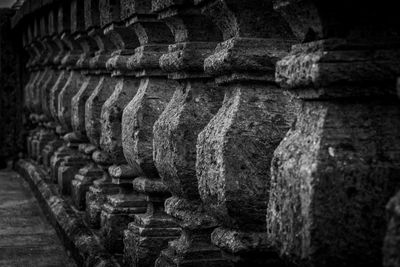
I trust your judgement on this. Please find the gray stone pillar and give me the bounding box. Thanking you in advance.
[194,0,297,265]
[98,0,182,261]
[150,1,231,267]
[55,0,100,195]
[84,0,141,229]
[32,12,60,165]
[26,19,48,161]
[23,27,40,159]
[71,0,117,210]
[49,1,85,185]
[266,1,400,266]
[41,7,70,171]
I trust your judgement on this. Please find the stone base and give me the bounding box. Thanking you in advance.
[15,159,119,266]
[211,227,289,267]
[27,134,33,158]
[58,161,87,195]
[155,228,233,267]
[85,179,120,228]
[50,145,72,183]
[124,211,181,267]
[27,130,40,159]
[71,163,103,210]
[100,193,147,253]
[42,138,63,171]
[32,129,55,164]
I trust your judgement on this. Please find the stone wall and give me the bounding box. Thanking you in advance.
[12,0,400,266]
[0,8,23,168]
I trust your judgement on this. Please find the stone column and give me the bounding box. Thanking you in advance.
[49,1,85,184]
[84,0,140,229]
[22,29,38,119]
[31,12,60,165]
[98,0,179,258]
[23,26,41,159]
[41,5,71,171]
[55,0,99,195]
[193,0,297,265]
[26,19,48,161]
[149,1,230,266]
[70,0,118,211]
[265,1,400,267]
[30,17,48,121]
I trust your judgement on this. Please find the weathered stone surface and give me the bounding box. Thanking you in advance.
[100,191,147,253]
[85,150,120,228]
[72,76,102,134]
[262,1,400,265]
[85,76,117,147]
[154,80,223,200]
[155,197,228,267]
[275,40,400,98]
[197,84,295,229]
[49,70,70,129]
[122,77,176,177]
[58,71,86,132]
[42,138,64,170]
[101,77,140,163]
[72,162,103,210]
[268,99,400,267]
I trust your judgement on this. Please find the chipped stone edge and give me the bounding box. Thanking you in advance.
[15,159,120,267]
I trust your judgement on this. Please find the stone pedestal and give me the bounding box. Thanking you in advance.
[155,197,229,267]
[85,150,120,228]
[151,1,232,266]
[98,75,143,253]
[55,133,89,195]
[32,124,56,164]
[42,136,64,171]
[70,144,102,210]
[197,40,295,266]
[100,166,147,254]
[123,178,180,267]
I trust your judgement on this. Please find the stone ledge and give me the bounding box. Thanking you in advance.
[15,159,120,267]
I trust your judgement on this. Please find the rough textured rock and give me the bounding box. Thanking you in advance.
[268,99,400,267]
[151,1,234,266]
[190,1,297,265]
[85,76,117,147]
[101,77,140,163]
[154,81,223,200]
[266,1,400,266]
[197,84,295,228]
[122,78,175,177]
[72,76,101,135]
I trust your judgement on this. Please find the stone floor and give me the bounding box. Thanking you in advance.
[0,168,76,267]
